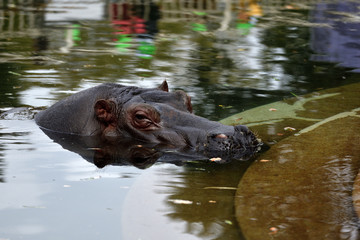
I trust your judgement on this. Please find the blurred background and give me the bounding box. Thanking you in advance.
[1,0,359,119]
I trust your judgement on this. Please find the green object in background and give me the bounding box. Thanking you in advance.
[237,23,252,29]
[116,35,133,52]
[118,35,132,43]
[192,23,207,32]
[71,24,81,42]
[116,43,132,52]
[236,22,253,35]
[138,41,156,59]
[193,11,207,16]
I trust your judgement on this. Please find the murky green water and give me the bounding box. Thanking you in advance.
[0,1,360,239]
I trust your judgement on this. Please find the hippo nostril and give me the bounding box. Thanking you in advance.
[215,133,228,139]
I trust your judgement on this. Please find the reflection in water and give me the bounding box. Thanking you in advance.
[310,1,360,72]
[122,162,251,240]
[164,163,250,239]
[0,129,4,183]
[236,0,262,35]
[0,122,33,183]
[110,2,160,58]
[1,1,358,116]
[0,1,360,239]
[38,127,259,169]
[60,24,81,54]
[0,120,136,240]
[0,64,22,108]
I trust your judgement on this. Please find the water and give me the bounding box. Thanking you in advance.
[1,1,360,239]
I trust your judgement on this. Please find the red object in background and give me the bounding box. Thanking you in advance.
[112,17,146,35]
[111,4,147,35]
[111,3,118,20]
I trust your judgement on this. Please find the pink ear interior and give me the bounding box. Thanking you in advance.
[94,99,115,123]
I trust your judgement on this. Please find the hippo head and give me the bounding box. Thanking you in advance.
[93,81,262,161]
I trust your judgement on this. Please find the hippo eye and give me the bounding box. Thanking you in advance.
[135,114,147,120]
[129,106,161,131]
[134,113,151,127]
[133,111,159,130]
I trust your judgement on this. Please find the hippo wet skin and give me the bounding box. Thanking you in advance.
[35,81,262,165]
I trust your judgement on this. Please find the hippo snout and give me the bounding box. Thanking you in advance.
[233,124,250,134]
[233,124,261,148]
[202,125,261,160]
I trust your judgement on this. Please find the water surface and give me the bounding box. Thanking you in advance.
[1,1,360,239]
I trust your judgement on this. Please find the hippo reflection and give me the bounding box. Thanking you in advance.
[35,81,261,166]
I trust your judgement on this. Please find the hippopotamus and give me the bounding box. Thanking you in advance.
[35,81,262,166]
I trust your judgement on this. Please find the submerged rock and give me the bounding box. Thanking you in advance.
[223,82,360,239]
[235,110,360,239]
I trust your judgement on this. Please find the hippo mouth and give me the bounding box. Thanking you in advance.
[200,125,262,161]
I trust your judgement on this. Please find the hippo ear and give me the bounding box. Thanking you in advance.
[94,99,116,124]
[158,80,169,92]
